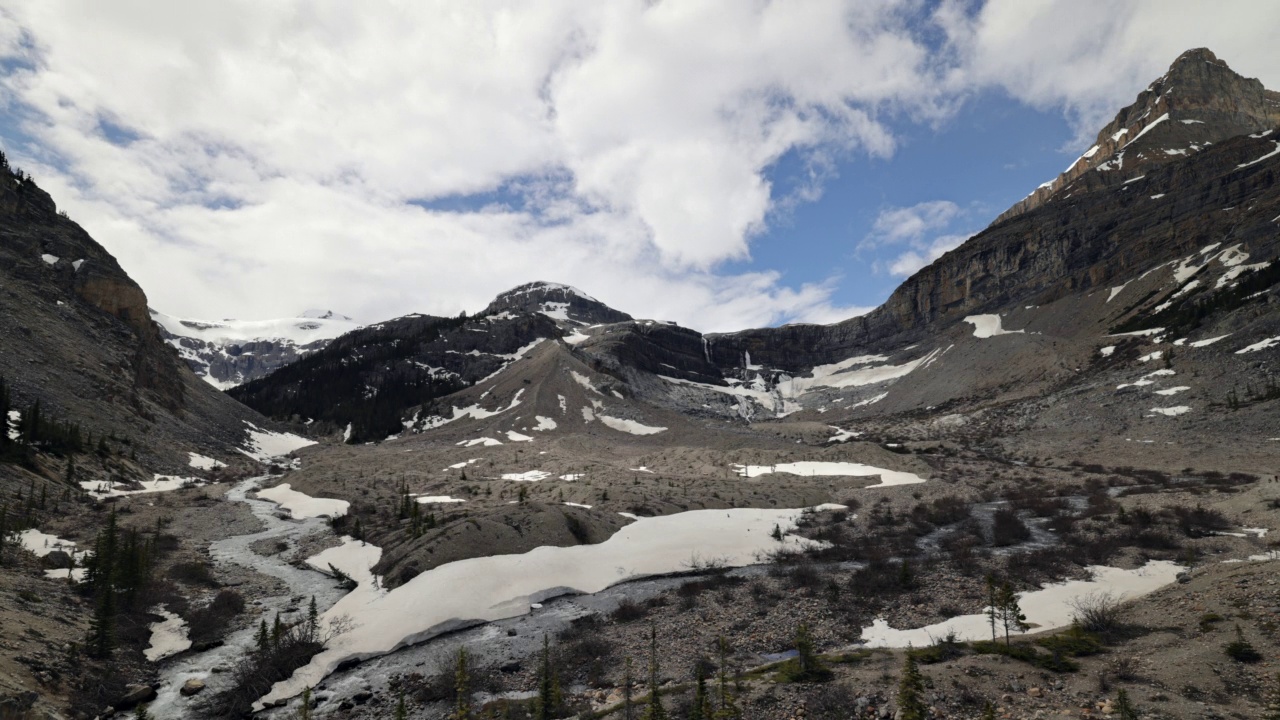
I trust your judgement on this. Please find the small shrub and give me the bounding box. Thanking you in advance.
[610,598,648,623]
[1070,593,1125,639]
[990,509,1031,547]
[1224,626,1262,663]
[168,561,219,587]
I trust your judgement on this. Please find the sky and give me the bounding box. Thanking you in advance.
[1,1,1277,332]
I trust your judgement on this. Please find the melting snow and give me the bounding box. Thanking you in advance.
[240,422,317,463]
[6,410,19,440]
[1149,406,1191,417]
[188,452,226,470]
[82,475,199,500]
[18,529,76,557]
[1107,284,1130,302]
[563,502,592,509]
[256,483,349,519]
[259,507,829,706]
[1188,335,1230,348]
[1153,386,1190,396]
[145,606,192,662]
[416,496,466,504]
[1238,141,1280,168]
[733,462,927,488]
[599,415,666,436]
[532,416,557,432]
[502,470,552,482]
[1099,346,1116,357]
[40,253,59,265]
[964,315,1025,338]
[460,437,503,447]
[505,430,534,443]
[860,561,1181,647]
[1236,336,1280,354]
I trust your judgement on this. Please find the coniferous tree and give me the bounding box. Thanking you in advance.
[255,619,270,653]
[896,654,927,720]
[689,666,713,720]
[713,636,740,720]
[535,635,562,720]
[985,574,998,642]
[997,581,1028,645]
[1264,672,1280,720]
[1114,689,1139,720]
[643,624,666,720]
[622,657,635,720]
[454,647,472,720]
[297,687,312,720]
[307,596,319,639]
[395,689,408,720]
[981,701,996,720]
[134,703,153,720]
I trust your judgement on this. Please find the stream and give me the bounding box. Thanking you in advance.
[149,476,346,718]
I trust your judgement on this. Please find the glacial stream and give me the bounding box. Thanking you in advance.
[149,476,347,718]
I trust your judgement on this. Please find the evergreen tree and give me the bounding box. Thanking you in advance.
[896,654,927,720]
[622,657,635,720]
[713,636,740,720]
[981,701,996,720]
[535,635,562,719]
[1264,673,1280,720]
[985,574,998,642]
[395,690,408,720]
[134,703,153,720]
[996,581,1028,645]
[255,619,270,653]
[643,624,666,720]
[87,574,116,658]
[454,647,472,720]
[1114,689,1139,720]
[307,595,319,639]
[297,687,312,720]
[689,667,712,720]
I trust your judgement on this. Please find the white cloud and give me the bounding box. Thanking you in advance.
[0,0,941,331]
[937,0,1280,144]
[0,1,1275,332]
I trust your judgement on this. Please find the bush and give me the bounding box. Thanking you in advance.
[610,598,649,623]
[168,561,219,587]
[1036,625,1105,657]
[1224,626,1262,663]
[1070,593,1125,639]
[185,590,246,647]
[991,510,1031,547]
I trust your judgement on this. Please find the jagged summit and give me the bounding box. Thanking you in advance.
[483,281,633,326]
[300,309,354,321]
[997,47,1280,223]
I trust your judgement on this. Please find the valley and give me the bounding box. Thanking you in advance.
[1,45,1279,720]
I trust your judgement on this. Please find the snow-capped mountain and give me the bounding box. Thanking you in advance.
[151,309,360,389]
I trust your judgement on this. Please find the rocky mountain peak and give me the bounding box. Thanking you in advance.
[996,47,1280,224]
[299,309,354,321]
[483,281,633,326]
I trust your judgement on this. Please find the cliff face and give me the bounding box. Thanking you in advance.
[997,48,1280,224]
[0,160,186,411]
[0,154,262,469]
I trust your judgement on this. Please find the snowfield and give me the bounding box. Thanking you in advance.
[258,506,836,707]
[860,561,1182,647]
[256,483,350,519]
[240,422,317,463]
[733,462,927,488]
[964,314,1025,338]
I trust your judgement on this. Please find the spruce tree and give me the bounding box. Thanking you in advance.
[134,703,152,720]
[896,654,927,720]
[454,647,472,720]
[1114,689,1139,720]
[535,635,562,720]
[622,657,635,720]
[690,667,712,720]
[997,581,1028,645]
[395,690,408,720]
[307,595,319,640]
[985,574,998,642]
[713,636,740,720]
[643,624,666,720]
[256,619,270,653]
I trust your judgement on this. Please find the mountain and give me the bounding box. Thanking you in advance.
[151,308,360,389]
[0,152,267,475]
[481,281,633,326]
[998,48,1280,224]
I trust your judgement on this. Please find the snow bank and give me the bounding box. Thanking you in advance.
[415,496,466,504]
[145,606,192,662]
[260,507,829,706]
[18,529,76,557]
[81,475,200,500]
[256,484,349,519]
[240,422,316,463]
[599,415,666,435]
[734,462,927,488]
[964,315,1025,339]
[502,470,552,482]
[860,561,1181,647]
[1236,336,1280,354]
[188,453,226,470]
[1149,406,1191,417]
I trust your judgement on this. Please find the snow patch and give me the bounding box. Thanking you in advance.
[964,315,1024,338]
[1236,336,1280,354]
[1149,406,1191,417]
[733,462,927,488]
[599,415,666,436]
[240,422,316,463]
[188,452,226,470]
[256,483,349,519]
[502,470,552,482]
[145,606,192,662]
